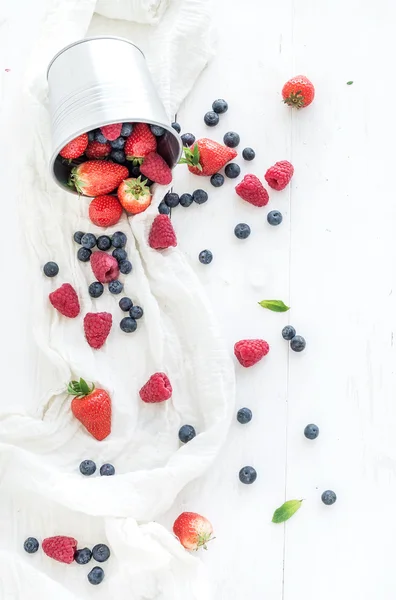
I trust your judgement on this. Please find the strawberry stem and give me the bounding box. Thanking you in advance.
[179,144,203,171]
[67,377,95,397]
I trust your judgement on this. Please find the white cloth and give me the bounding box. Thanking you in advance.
[0,1,234,598]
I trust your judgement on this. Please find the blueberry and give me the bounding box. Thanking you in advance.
[237,407,252,424]
[129,165,141,178]
[242,147,255,161]
[43,261,59,277]
[210,173,224,187]
[150,125,165,136]
[121,123,133,137]
[74,547,92,565]
[225,163,240,178]
[77,247,92,262]
[92,543,110,563]
[110,150,126,163]
[81,233,96,249]
[158,201,171,215]
[119,260,132,274]
[321,490,337,505]
[112,248,127,262]
[111,231,127,248]
[110,136,125,149]
[178,424,196,443]
[193,189,208,204]
[88,282,104,298]
[282,325,296,340]
[267,210,283,226]
[88,131,95,142]
[171,122,181,133]
[164,192,180,208]
[120,317,137,332]
[181,133,195,147]
[79,459,97,476]
[88,566,105,585]
[199,249,213,264]
[94,131,107,144]
[304,424,319,440]
[129,305,143,319]
[100,463,115,476]
[108,280,123,294]
[179,193,193,207]
[239,466,257,484]
[234,223,251,239]
[223,131,240,148]
[96,235,112,251]
[73,231,85,244]
[119,297,133,312]
[290,335,306,352]
[212,99,228,114]
[24,537,39,554]
[204,111,219,127]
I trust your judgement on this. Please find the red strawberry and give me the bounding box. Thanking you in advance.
[67,377,111,440]
[89,195,123,227]
[100,123,122,141]
[139,372,172,403]
[85,140,111,159]
[84,312,112,349]
[180,138,237,176]
[282,75,315,109]
[235,174,269,207]
[264,160,294,191]
[69,161,129,196]
[125,123,157,163]
[173,512,214,551]
[234,339,270,367]
[42,536,77,564]
[59,133,88,160]
[117,177,152,214]
[140,152,172,185]
[90,251,119,283]
[148,215,177,250]
[49,283,80,318]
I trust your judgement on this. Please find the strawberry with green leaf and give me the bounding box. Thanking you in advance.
[68,378,111,441]
[179,138,237,176]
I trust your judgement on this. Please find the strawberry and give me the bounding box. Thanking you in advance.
[85,141,111,160]
[67,377,111,440]
[49,283,80,318]
[84,312,112,349]
[234,339,270,367]
[117,176,152,214]
[173,512,214,551]
[125,123,157,163]
[69,161,129,197]
[100,123,122,141]
[235,174,269,207]
[42,536,77,564]
[148,215,177,249]
[89,195,123,227]
[282,75,315,109]
[90,251,119,283]
[59,133,88,160]
[139,372,172,403]
[140,152,172,185]
[179,138,237,176]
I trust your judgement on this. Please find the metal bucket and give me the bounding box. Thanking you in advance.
[47,36,182,195]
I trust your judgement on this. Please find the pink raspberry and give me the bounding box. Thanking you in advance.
[49,283,80,318]
[148,215,177,250]
[234,339,270,367]
[100,123,122,141]
[139,372,173,403]
[264,160,294,191]
[90,251,119,283]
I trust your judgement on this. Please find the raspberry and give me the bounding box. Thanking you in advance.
[235,174,269,207]
[234,339,270,368]
[264,160,294,191]
[100,123,122,141]
[42,536,77,564]
[49,283,80,318]
[85,141,111,160]
[84,312,112,349]
[139,372,173,403]
[89,195,123,227]
[90,251,119,283]
[140,152,172,185]
[148,215,177,250]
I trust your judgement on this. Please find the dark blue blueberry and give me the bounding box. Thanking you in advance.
[92,544,110,563]
[234,223,251,239]
[100,463,115,476]
[242,147,255,161]
[129,305,143,319]
[223,131,240,148]
[225,163,240,178]
[81,233,96,249]
[164,192,180,208]
[119,260,132,274]
[88,567,105,585]
[267,210,283,226]
[210,173,224,187]
[94,130,107,144]
[120,317,137,333]
[239,466,257,484]
[212,98,228,114]
[43,261,59,277]
[73,231,85,244]
[290,335,306,352]
[24,537,39,554]
[204,111,219,127]
[193,189,208,204]
[171,122,181,133]
[304,424,319,440]
[119,297,133,312]
[150,125,165,136]
[88,131,95,142]
[96,235,112,251]
[199,249,213,264]
[112,248,127,262]
[129,165,141,178]
[121,123,133,137]
[181,133,195,147]
[158,201,170,215]
[179,193,193,207]
[110,150,126,164]
[110,136,125,149]
[282,325,296,340]
[79,459,97,476]
[74,547,92,565]
[178,424,196,443]
[237,407,252,424]
[321,490,337,505]
[111,231,127,248]
[108,280,123,294]
[88,282,104,298]
[77,247,92,262]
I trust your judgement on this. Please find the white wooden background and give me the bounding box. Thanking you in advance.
[2,0,396,598]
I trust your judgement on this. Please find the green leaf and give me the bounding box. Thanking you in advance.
[258,299,290,312]
[346,81,353,85]
[272,499,303,523]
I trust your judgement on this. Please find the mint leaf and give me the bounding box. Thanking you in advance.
[272,499,303,523]
[258,300,290,312]
[347,81,353,85]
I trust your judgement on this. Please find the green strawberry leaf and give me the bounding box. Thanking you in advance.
[258,300,290,312]
[272,499,303,523]
[347,81,353,85]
